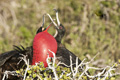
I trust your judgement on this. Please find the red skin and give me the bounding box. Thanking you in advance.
[32,28,57,67]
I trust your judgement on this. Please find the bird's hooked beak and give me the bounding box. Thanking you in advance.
[53,9,61,26]
[38,9,61,32]
[45,9,61,30]
[36,14,46,34]
[45,9,61,37]
[37,13,55,33]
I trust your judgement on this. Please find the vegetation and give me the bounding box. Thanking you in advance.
[0,0,120,79]
[2,51,120,80]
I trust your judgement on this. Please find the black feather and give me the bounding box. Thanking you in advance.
[55,24,81,67]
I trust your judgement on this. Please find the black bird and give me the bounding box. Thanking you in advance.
[52,10,90,80]
[47,9,81,67]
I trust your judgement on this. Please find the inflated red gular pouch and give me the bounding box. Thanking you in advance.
[32,23,57,67]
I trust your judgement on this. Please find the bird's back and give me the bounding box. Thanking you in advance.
[0,46,33,80]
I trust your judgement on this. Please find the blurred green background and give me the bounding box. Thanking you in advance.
[0,0,120,76]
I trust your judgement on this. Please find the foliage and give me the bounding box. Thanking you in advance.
[2,52,120,80]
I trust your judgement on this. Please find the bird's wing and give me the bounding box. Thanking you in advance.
[56,46,81,67]
[0,45,28,67]
[0,50,17,67]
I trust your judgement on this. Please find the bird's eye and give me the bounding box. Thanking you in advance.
[59,26,63,29]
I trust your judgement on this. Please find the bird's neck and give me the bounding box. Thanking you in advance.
[55,35,62,44]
